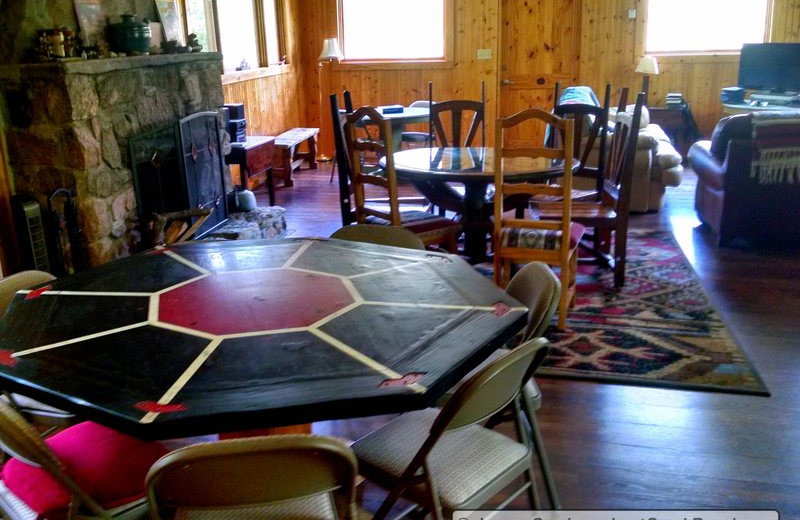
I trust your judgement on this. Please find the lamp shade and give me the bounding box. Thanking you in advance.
[635,55,659,75]
[318,38,343,62]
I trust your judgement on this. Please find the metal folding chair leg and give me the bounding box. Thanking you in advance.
[522,395,561,509]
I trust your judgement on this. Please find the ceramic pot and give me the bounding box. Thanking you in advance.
[112,14,151,54]
[236,189,257,211]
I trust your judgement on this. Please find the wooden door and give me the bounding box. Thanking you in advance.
[497,0,582,146]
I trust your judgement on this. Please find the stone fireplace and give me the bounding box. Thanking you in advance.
[0,52,226,266]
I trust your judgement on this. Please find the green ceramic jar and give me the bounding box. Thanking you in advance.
[112,14,152,54]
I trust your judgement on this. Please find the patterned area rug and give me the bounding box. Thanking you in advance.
[537,230,769,395]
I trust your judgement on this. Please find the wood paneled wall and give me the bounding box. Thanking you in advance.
[221,0,305,135]
[578,0,800,136]
[297,0,500,156]
[224,0,800,152]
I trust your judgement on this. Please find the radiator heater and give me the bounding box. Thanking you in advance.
[11,194,51,273]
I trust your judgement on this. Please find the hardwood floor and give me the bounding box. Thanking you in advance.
[259,165,800,518]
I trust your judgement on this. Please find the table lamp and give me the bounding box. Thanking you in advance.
[318,38,343,161]
[635,55,659,105]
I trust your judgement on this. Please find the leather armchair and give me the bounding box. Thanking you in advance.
[688,113,800,247]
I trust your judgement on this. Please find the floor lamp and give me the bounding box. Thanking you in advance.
[318,37,343,161]
[635,55,659,106]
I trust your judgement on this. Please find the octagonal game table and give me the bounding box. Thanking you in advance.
[0,238,526,440]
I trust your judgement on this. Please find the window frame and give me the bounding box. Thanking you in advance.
[180,0,290,81]
[334,0,455,71]
[634,0,775,60]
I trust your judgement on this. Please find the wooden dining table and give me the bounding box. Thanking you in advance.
[386,147,580,261]
[343,105,429,151]
[0,238,526,439]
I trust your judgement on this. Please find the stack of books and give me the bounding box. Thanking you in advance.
[666,93,685,109]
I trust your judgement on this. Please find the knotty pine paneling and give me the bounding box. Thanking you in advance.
[222,0,305,136]
[578,0,800,137]
[224,0,800,150]
[298,0,501,156]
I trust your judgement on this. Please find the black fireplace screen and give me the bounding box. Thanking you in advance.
[129,111,229,239]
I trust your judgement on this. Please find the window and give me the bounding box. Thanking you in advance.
[338,0,449,62]
[184,0,286,74]
[644,0,770,54]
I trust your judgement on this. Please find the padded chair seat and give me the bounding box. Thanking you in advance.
[1,421,166,519]
[401,131,430,143]
[500,222,585,251]
[172,492,337,520]
[1,393,70,416]
[0,480,37,520]
[533,200,618,225]
[352,408,530,509]
[366,211,462,238]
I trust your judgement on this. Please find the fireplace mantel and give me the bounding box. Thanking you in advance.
[0,52,223,80]
[0,52,226,267]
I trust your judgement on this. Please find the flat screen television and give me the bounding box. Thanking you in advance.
[738,43,800,93]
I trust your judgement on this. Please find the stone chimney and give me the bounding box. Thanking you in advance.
[0,53,225,266]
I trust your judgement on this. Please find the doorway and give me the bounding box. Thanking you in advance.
[496,0,582,145]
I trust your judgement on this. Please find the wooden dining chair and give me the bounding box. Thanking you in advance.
[343,106,462,252]
[352,338,550,520]
[553,84,612,201]
[430,99,485,148]
[0,400,161,520]
[146,434,359,520]
[0,271,76,435]
[331,95,432,227]
[493,108,582,329]
[534,91,645,288]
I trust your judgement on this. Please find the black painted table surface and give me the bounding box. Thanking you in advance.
[0,238,526,439]
[386,147,578,260]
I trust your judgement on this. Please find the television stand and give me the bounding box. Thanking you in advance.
[723,91,800,115]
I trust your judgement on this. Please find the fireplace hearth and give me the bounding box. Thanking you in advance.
[0,53,227,266]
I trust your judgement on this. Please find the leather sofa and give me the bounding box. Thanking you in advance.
[688,112,800,247]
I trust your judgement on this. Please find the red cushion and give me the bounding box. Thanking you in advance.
[1,421,167,519]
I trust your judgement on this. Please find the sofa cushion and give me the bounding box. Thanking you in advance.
[609,104,650,129]
[710,114,752,162]
[1,421,167,519]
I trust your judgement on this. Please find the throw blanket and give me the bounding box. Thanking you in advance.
[750,111,800,185]
[545,86,600,145]
[559,86,601,106]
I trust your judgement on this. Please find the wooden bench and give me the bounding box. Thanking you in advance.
[273,127,319,187]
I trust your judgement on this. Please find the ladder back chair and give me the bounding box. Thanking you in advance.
[493,109,582,329]
[343,106,461,252]
[535,90,645,288]
[146,435,359,520]
[352,338,551,520]
[553,84,612,200]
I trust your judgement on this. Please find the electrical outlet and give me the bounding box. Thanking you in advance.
[627,8,637,19]
[477,48,492,60]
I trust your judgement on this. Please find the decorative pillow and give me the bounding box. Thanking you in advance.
[1,421,167,519]
[608,104,650,128]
